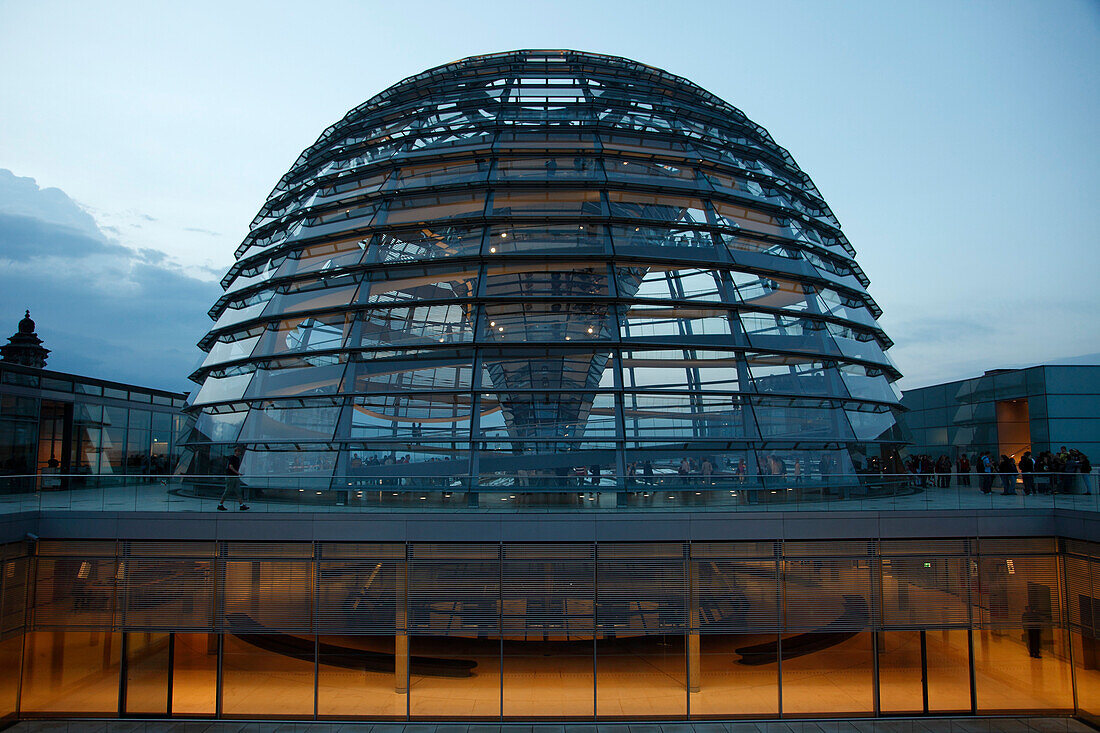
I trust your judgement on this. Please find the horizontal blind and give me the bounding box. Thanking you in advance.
[880,557,970,627]
[977,537,1057,555]
[975,556,1062,628]
[32,555,117,629]
[38,540,116,557]
[597,558,686,635]
[502,559,594,637]
[694,559,779,632]
[315,560,399,633]
[119,558,214,630]
[223,542,313,558]
[1065,539,1100,559]
[784,540,873,558]
[691,541,778,559]
[880,539,969,557]
[784,558,873,631]
[1064,554,1093,634]
[320,543,404,559]
[123,541,216,558]
[2,555,29,633]
[221,559,313,632]
[408,559,500,636]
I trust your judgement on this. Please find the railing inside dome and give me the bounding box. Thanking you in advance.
[0,472,1096,512]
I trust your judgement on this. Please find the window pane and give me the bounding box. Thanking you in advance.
[779,632,873,715]
[486,223,609,255]
[483,263,609,299]
[494,156,601,181]
[352,305,475,348]
[220,633,315,717]
[480,303,612,343]
[619,266,726,302]
[317,635,405,718]
[409,636,499,719]
[124,632,169,715]
[359,266,479,305]
[596,635,686,718]
[691,633,778,718]
[380,192,485,225]
[503,639,593,719]
[171,633,217,716]
[973,627,1073,711]
[20,631,121,715]
[367,226,484,263]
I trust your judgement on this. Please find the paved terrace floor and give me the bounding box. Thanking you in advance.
[4,716,1095,731]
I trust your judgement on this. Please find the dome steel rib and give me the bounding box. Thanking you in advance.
[183,49,905,497]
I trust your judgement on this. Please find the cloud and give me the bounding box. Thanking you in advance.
[0,170,219,392]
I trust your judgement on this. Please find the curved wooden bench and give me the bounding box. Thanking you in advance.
[226,613,477,678]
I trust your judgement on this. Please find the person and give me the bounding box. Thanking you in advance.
[1022,604,1043,659]
[1019,451,1036,496]
[998,454,1017,496]
[701,457,714,486]
[957,453,971,487]
[218,447,249,511]
[977,452,995,495]
[1080,451,1093,494]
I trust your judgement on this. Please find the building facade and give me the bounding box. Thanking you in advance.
[0,361,188,488]
[900,365,1100,462]
[182,50,905,494]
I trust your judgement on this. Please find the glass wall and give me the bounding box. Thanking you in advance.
[0,364,187,485]
[12,536,1098,721]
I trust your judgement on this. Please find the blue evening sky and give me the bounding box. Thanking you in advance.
[0,0,1097,391]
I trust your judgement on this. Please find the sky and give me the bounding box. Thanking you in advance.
[0,0,1097,392]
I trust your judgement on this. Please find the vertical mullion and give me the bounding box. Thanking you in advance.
[593,545,598,720]
[118,630,128,717]
[166,631,174,717]
[919,628,929,713]
[776,551,783,718]
[313,542,319,720]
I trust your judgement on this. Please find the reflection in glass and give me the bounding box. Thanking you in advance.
[221,633,315,717]
[20,631,121,715]
[171,633,217,716]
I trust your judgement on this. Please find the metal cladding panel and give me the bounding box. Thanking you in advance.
[975,555,1063,628]
[597,558,686,635]
[315,559,399,634]
[221,558,313,632]
[879,556,971,627]
[783,558,875,632]
[1064,554,1093,635]
[32,555,117,629]
[118,558,215,630]
[694,558,779,632]
[408,559,501,636]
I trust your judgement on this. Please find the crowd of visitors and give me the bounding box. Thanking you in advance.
[904,446,1093,495]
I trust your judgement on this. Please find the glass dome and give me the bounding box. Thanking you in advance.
[182,50,904,495]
